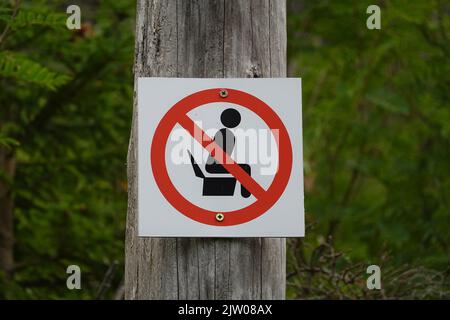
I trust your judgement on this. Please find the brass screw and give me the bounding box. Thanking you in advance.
[219,89,228,98]
[215,213,224,222]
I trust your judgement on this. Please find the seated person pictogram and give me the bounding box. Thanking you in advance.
[188,108,251,198]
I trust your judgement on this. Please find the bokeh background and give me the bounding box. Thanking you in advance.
[0,0,448,299]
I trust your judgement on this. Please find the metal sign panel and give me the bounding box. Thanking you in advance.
[138,78,304,237]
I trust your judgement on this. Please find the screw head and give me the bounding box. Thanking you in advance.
[219,89,228,98]
[215,213,224,222]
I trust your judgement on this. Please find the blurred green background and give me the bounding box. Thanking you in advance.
[0,0,448,299]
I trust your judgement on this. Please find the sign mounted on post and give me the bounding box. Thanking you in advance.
[138,78,304,237]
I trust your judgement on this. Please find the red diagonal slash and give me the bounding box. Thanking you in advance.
[178,114,266,199]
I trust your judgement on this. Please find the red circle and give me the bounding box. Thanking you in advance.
[150,88,293,226]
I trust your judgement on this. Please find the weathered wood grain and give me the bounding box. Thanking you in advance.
[126,0,287,300]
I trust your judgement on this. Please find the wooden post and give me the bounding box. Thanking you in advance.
[125,0,286,299]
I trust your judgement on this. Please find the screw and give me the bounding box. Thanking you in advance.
[216,213,224,222]
[219,89,228,98]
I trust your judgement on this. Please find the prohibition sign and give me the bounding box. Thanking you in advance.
[150,88,293,226]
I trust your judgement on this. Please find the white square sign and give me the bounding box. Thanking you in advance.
[138,78,304,237]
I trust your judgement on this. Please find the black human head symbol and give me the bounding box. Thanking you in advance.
[220,108,241,128]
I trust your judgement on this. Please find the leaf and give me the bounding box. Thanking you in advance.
[0,52,71,90]
[365,87,410,114]
[6,8,66,29]
[0,134,20,149]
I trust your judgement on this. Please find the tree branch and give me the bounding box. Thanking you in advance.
[0,0,21,47]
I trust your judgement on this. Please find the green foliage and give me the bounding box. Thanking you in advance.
[0,51,71,90]
[0,0,134,299]
[0,7,66,29]
[0,132,19,149]
[287,0,450,298]
[287,231,450,299]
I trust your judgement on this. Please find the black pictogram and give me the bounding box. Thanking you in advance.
[188,108,251,198]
